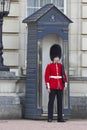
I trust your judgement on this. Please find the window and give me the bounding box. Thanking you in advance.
[27,0,65,16]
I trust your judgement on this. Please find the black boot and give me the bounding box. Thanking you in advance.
[57,119,65,122]
[48,119,52,122]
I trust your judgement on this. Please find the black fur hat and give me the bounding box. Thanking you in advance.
[50,44,61,61]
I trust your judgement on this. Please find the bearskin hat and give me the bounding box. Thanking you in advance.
[50,44,61,61]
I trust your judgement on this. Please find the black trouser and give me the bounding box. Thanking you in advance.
[48,89,63,120]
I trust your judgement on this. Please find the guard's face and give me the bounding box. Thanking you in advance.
[53,57,60,63]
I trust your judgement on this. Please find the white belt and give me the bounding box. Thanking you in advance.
[50,76,62,79]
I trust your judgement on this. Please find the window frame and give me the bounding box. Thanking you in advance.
[27,0,66,16]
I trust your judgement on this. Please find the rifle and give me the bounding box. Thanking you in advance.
[62,47,65,87]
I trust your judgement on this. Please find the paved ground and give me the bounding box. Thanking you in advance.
[0,119,87,130]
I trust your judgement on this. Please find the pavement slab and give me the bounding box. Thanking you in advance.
[0,120,87,130]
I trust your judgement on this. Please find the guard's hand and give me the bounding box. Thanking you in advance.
[64,82,68,90]
[47,88,51,93]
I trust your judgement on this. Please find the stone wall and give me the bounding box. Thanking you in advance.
[70,96,87,118]
[0,71,25,119]
[70,77,87,118]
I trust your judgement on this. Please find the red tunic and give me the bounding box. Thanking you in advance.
[45,63,67,90]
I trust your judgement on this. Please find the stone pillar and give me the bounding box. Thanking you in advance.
[0,71,22,119]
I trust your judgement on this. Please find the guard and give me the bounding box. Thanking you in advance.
[44,44,67,122]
